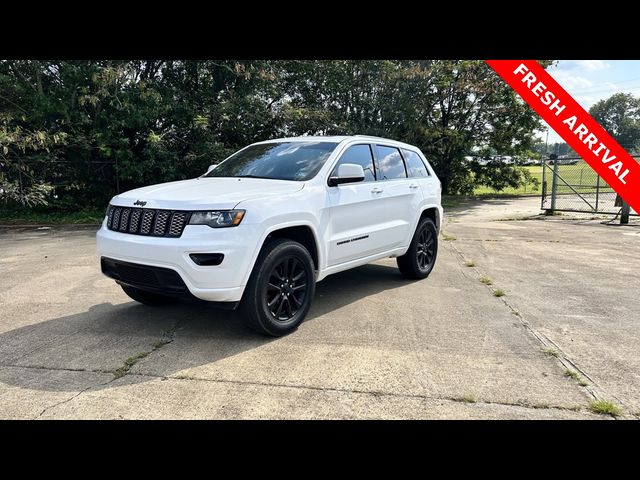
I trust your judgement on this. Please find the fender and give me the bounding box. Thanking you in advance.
[240,220,323,287]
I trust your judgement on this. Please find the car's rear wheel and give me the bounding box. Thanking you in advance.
[241,238,315,336]
[120,284,177,306]
[397,217,438,279]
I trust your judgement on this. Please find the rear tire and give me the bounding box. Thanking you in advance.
[240,238,316,337]
[397,217,438,279]
[120,285,177,306]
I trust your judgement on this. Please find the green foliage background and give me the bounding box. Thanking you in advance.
[0,60,548,210]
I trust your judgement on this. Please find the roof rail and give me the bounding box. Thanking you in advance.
[353,134,399,142]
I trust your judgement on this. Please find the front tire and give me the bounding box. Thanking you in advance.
[120,285,177,306]
[396,217,438,279]
[240,238,316,337]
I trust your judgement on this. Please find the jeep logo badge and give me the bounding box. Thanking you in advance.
[133,200,147,207]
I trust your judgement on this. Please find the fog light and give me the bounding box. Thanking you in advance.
[189,253,224,266]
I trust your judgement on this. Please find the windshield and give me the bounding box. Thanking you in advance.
[205,141,338,181]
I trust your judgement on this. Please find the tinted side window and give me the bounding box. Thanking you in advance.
[375,145,407,180]
[402,149,429,177]
[331,144,376,182]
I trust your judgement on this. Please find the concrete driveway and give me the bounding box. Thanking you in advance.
[0,198,637,419]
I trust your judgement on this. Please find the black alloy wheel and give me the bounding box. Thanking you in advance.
[241,238,316,336]
[416,226,435,272]
[265,256,308,321]
[397,217,438,279]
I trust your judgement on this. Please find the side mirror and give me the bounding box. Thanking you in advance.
[328,163,365,187]
[206,164,216,174]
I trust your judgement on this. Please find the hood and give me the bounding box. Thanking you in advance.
[111,177,304,210]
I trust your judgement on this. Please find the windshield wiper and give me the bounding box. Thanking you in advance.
[203,174,289,180]
[234,175,276,179]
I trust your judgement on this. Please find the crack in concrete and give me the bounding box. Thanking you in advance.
[33,371,117,419]
[109,317,184,381]
[20,318,186,418]
[4,362,590,417]
[35,386,94,419]
[125,372,590,415]
[443,235,629,418]
[0,363,111,374]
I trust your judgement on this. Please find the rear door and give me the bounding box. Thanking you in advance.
[401,148,439,205]
[372,144,422,249]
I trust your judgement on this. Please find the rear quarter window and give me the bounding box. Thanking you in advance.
[402,149,430,177]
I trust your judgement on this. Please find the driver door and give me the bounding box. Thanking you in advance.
[326,143,391,266]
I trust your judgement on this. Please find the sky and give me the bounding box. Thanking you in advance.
[539,60,640,144]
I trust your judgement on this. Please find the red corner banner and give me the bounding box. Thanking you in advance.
[486,60,640,213]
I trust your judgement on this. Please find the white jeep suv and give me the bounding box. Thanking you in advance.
[97,135,442,336]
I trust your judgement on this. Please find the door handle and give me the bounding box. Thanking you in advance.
[409,184,419,189]
[371,187,383,194]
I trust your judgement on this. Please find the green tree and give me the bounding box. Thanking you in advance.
[590,93,640,152]
[416,60,545,194]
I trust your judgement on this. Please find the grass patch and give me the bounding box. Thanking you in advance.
[543,347,559,357]
[442,233,456,241]
[460,394,477,403]
[480,276,493,285]
[441,196,465,209]
[0,208,104,225]
[113,333,175,380]
[472,162,604,197]
[113,352,150,379]
[564,369,579,380]
[578,379,589,387]
[590,400,622,417]
[465,260,476,267]
[493,289,505,297]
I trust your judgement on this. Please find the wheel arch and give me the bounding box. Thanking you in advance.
[264,225,320,271]
[418,206,441,233]
[243,222,322,287]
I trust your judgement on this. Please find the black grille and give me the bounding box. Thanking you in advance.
[154,210,171,235]
[116,263,159,286]
[106,205,191,237]
[141,210,155,235]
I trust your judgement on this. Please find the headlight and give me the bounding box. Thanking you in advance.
[188,210,245,228]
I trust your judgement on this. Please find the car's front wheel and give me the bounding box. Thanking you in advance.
[241,238,316,336]
[396,217,438,279]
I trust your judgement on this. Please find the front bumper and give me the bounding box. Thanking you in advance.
[96,219,263,302]
[101,257,191,295]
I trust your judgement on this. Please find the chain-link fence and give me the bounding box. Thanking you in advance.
[541,156,639,216]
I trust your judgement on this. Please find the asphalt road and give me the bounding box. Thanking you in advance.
[1,198,638,419]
